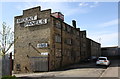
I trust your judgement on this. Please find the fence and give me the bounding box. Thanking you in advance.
[0,55,11,78]
[0,56,2,78]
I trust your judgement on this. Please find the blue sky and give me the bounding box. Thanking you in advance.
[1,2,118,47]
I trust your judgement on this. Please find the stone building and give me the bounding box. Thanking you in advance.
[91,40,101,58]
[14,6,101,73]
[14,6,81,73]
[101,46,119,57]
[86,38,101,59]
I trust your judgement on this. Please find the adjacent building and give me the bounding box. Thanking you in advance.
[101,46,119,57]
[14,6,101,73]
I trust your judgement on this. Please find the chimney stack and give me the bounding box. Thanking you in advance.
[72,20,76,28]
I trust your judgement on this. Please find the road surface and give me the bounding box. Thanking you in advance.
[13,59,120,79]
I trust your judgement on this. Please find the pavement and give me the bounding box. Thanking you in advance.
[100,60,119,77]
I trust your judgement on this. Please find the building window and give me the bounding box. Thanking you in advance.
[76,52,80,57]
[76,31,79,36]
[73,29,76,35]
[82,34,85,38]
[55,49,61,57]
[83,43,86,47]
[55,22,61,29]
[66,26,71,33]
[55,35,61,43]
[102,48,107,50]
[64,50,71,57]
[67,50,71,57]
[16,64,21,71]
[71,51,76,57]
[65,38,72,45]
[91,42,93,45]
[63,24,66,31]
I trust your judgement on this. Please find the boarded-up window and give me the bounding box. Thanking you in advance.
[64,50,71,56]
[67,26,71,33]
[55,22,61,29]
[55,49,61,57]
[67,39,72,45]
[16,64,21,71]
[55,35,61,43]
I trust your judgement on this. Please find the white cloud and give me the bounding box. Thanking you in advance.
[101,33,118,47]
[79,2,89,7]
[99,19,118,27]
[79,2,99,8]
[16,2,89,17]
[90,2,99,8]
[88,32,118,47]
[87,19,118,29]
[86,19,118,47]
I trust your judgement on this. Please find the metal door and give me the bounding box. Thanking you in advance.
[30,56,48,72]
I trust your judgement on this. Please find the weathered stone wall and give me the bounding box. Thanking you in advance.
[86,38,91,58]
[80,31,87,61]
[91,40,101,58]
[14,6,52,73]
[14,6,101,73]
[81,32,101,60]
[101,47,118,57]
[51,17,81,69]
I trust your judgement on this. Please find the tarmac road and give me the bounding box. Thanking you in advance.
[14,59,120,79]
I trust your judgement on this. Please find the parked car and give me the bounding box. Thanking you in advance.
[83,57,91,62]
[96,57,110,67]
[91,56,98,62]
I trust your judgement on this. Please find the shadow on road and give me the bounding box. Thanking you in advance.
[17,58,120,79]
[54,58,120,71]
[53,62,107,72]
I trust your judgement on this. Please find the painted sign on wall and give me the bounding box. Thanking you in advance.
[16,15,48,27]
[37,43,48,48]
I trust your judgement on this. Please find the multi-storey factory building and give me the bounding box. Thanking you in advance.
[14,6,101,73]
